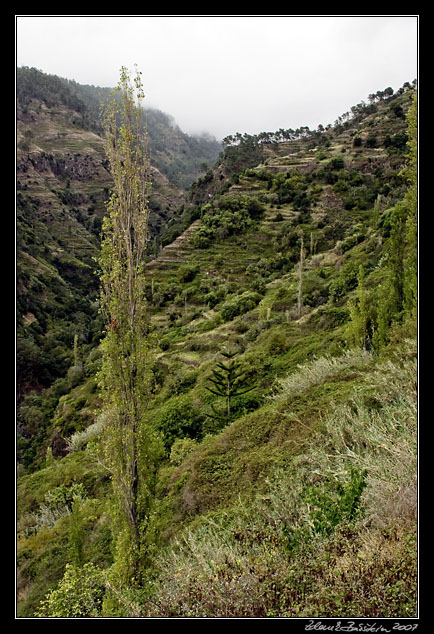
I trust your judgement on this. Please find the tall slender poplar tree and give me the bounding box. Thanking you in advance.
[346,264,369,350]
[97,67,156,578]
[373,91,417,345]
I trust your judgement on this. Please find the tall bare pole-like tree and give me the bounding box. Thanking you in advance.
[297,232,305,319]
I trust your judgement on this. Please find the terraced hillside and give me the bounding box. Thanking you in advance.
[16,82,417,618]
[144,87,412,336]
[17,69,194,450]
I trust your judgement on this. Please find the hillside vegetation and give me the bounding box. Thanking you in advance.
[16,67,220,463]
[16,72,417,618]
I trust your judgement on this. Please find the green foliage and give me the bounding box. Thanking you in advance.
[366,135,377,148]
[293,466,368,542]
[193,195,265,247]
[169,437,198,467]
[177,263,199,283]
[155,394,204,450]
[97,66,158,577]
[369,93,417,350]
[142,342,416,617]
[36,563,105,617]
[221,133,264,174]
[17,66,88,114]
[68,498,86,567]
[346,265,370,349]
[220,291,262,322]
[205,350,256,427]
[329,155,345,170]
[44,482,86,513]
[67,363,84,389]
[17,77,416,618]
[384,131,408,151]
[267,331,290,355]
[271,170,314,209]
[329,262,359,304]
[340,226,366,253]
[272,347,372,402]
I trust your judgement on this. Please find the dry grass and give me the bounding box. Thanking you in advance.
[137,340,417,617]
[271,347,373,400]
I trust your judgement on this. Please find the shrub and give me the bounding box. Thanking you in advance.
[194,195,265,249]
[245,197,265,219]
[220,292,262,322]
[164,368,198,397]
[340,231,365,253]
[178,264,200,283]
[160,339,170,351]
[169,437,198,467]
[67,364,84,389]
[384,131,408,151]
[330,155,345,170]
[204,288,225,309]
[28,482,86,532]
[329,262,359,304]
[85,347,103,377]
[155,394,204,450]
[36,563,105,617]
[302,466,367,536]
[268,331,290,355]
[249,277,267,295]
[66,416,105,453]
[193,227,212,249]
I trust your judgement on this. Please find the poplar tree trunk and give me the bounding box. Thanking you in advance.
[98,67,152,572]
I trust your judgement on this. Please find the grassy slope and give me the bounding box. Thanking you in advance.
[16,90,417,617]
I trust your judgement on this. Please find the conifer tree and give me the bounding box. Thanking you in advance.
[205,350,255,427]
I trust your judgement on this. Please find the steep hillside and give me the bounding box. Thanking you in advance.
[16,96,112,401]
[16,81,417,618]
[57,72,222,190]
[16,68,217,463]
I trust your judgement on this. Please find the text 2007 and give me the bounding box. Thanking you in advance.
[393,626,418,632]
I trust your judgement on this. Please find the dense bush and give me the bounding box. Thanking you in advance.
[193,195,265,248]
[384,131,408,151]
[154,394,205,450]
[220,292,262,322]
[271,171,313,208]
[178,263,200,283]
[329,262,360,304]
[36,563,105,617]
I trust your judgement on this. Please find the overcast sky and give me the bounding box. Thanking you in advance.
[16,15,418,141]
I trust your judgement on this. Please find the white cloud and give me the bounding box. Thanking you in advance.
[16,15,418,140]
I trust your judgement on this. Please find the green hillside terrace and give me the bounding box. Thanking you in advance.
[16,72,417,618]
